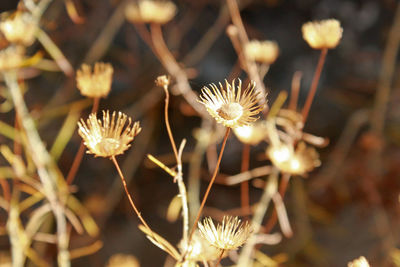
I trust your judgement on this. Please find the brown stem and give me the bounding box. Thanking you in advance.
[188,128,231,243]
[162,84,179,162]
[262,173,291,234]
[66,97,99,185]
[288,71,302,111]
[301,48,328,123]
[240,144,250,217]
[111,156,152,231]
[215,249,225,267]
[0,180,10,204]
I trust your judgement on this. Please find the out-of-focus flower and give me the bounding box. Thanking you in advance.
[302,19,343,49]
[244,40,279,64]
[233,121,268,145]
[178,231,220,263]
[199,79,263,128]
[0,11,36,46]
[347,256,370,267]
[198,216,251,251]
[76,62,113,98]
[78,111,141,158]
[0,45,24,70]
[125,0,176,24]
[267,142,320,176]
[106,254,140,267]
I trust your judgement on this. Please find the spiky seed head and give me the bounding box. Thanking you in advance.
[125,0,176,24]
[77,110,141,158]
[244,40,279,64]
[198,79,263,128]
[76,62,113,98]
[0,11,36,46]
[348,256,370,267]
[0,45,25,71]
[198,216,252,251]
[302,19,343,49]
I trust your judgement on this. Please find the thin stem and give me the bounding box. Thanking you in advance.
[161,84,179,162]
[237,168,278,267]
[262,173,291,234]
[35,28,74,77]
[176,140,190,247]
[0,180,10,204]
[240,144,250,217]
[111,156,151,230]
[66,97,99,185]
[188,128,231,243]
[288,71,302,111]
[149,23,207,117]
[301,48,328,123]
[215,249,225,267]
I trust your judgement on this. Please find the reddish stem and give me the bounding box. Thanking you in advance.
[301,48,328,123]
[188,128,231,243]
[240,144,250,217]
[66,97,99,184]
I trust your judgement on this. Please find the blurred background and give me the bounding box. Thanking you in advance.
[1,0,400,266]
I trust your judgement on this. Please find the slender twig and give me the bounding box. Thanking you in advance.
[35,28,74,77]
[111,156,180,257]
[225,0,267,106]
[240,144,250,217]
[215,249,225,267]
[237,168,278,267]
[188,128,231,244]
[0,180,10,205]
[301,48,328,123]
[158,79,190,244]
[149,23,207,117]
[66,97,99,185]
[110,156,152,231]
[262,173,290,234]
[161,83,179,161]
[289,71,302,111]
[4,71,70,267]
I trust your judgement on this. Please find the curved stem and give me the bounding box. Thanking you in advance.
[111,156,151,230]
[240,144,250,217]
[66,97,99,185]
[188,128,231,244]
[301,48,328,123]
[162,84,179,162]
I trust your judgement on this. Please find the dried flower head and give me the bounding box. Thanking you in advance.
[0,11,36,46]
[267,142,320,176]
[348,256,370,267]
[76,62,113,98]
[178,231,220,263]
[0,45,25,71]
[198,216,251,251]
[106,254,140,267]
[199,79,263,128]
[302,19,343,49]
[125,0,176,24]
[155,75,170,87]
[233,121,268,145]
[244,40,279,64]
[78,111,141,158]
